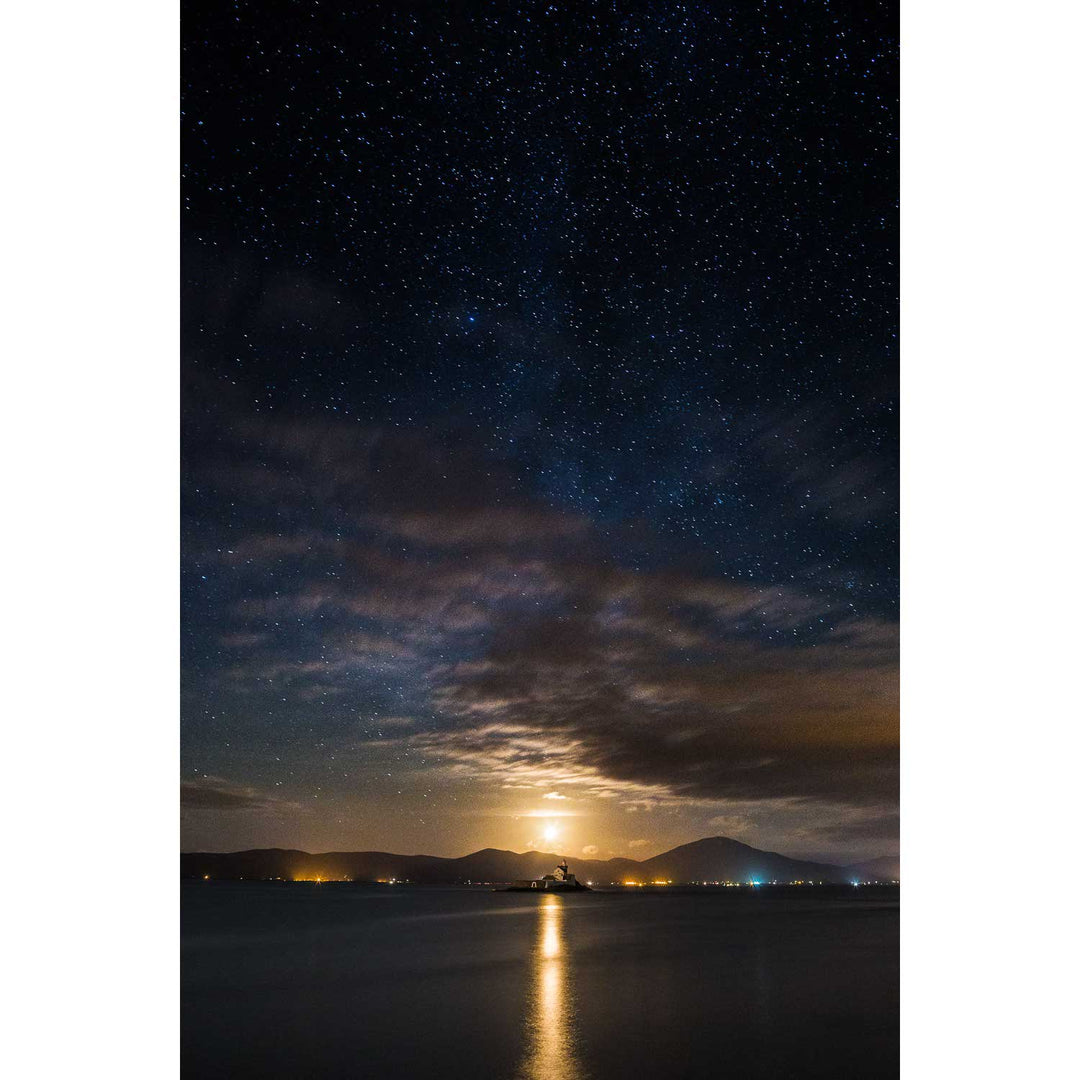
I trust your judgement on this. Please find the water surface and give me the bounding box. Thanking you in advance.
[182,883,898,1078]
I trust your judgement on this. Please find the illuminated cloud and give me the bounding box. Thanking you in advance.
[183,420,898,856]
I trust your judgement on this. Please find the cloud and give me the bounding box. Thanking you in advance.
[376,715,416,729]
[707,813,753,835]
[581,845,599,856]
[628,839,649,849]
[185,415,897,842]
[200,531,343,567]
[812,810,900,844]
[365,508,588,548]
[745,405,897,526]
[180,777,300,813]
[218,631,271,648]
[417,588,897,812]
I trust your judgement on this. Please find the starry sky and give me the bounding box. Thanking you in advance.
[181,0,897,864]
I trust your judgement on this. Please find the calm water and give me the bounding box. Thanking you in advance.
[182,883,898,1079]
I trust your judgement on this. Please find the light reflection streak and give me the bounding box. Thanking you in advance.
[519,894,586,1080]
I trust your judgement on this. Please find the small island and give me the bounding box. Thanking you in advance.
[502,860,591,892]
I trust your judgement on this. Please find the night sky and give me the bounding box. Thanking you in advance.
[181,0,897,864]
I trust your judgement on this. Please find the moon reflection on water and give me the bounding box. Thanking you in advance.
[519,894,586,1080]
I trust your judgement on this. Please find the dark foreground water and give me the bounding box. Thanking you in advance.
[182,882,897,1079]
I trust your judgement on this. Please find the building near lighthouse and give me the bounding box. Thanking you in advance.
[507,860,591,892]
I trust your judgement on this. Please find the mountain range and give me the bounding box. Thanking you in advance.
[181,836,899,884]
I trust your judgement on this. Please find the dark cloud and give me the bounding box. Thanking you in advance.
[184,416,897,853]
[814,812,901,844]
[364,507,589,548]
[406,541,898,816]
[420,606,897,809]
[181,777,300,813]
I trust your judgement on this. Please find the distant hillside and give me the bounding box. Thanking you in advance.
[845,855,900,882]
[181,836,899,884]
[638,836,847,884]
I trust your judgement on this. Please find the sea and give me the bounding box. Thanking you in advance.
[182,882,898,1079]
